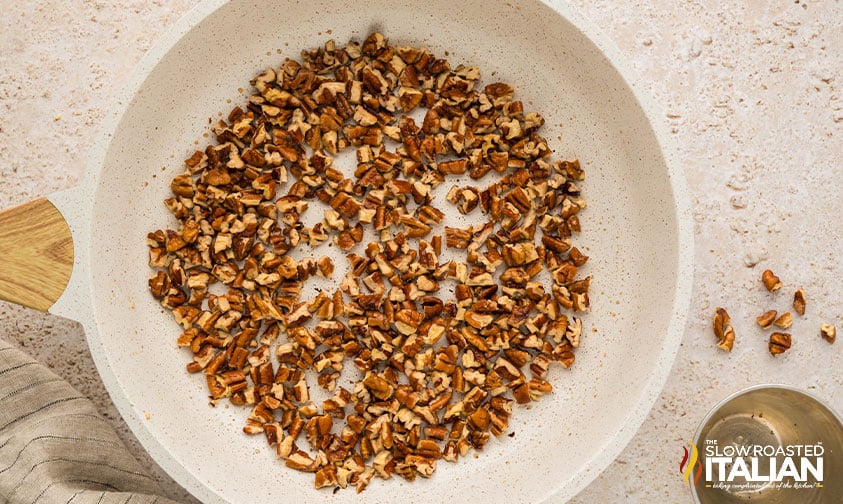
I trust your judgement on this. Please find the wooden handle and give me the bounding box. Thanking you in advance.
[0,198,74,311]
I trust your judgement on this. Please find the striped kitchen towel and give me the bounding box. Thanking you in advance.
[0,339,181,504]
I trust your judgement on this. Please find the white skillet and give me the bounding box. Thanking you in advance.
[0,1,693,502]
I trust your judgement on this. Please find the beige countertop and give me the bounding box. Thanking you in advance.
[1,1,840,502]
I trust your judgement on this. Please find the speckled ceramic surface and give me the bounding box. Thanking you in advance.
[27,0,690,502]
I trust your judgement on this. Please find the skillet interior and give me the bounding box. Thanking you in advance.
[84,0,691,501]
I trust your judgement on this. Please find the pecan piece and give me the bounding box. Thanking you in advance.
[773,312,792,330]
[768,332,792,355]
[793,288,806,316]
[713,307,735,352]
[820,324,836,344]
[761,269,783,292]
[756,310,777,330]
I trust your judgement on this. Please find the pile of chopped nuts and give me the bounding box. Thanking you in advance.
[147,33,590,491]
[713,268,836,355]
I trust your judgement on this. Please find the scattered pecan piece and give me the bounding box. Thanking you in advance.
[761,269,783,292]
[792,288,806,316]
[768,332,792,355]
[820,324,836,344]
[713,307,735,352]
[773,312,792,330]
[755,310,776,330]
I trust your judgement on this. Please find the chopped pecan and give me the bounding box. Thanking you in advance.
[149,31,591,494]
[820,324,836,344]
[768,332,792,355]
[773,312,792,329]
[793,288,806,316]
[713,307,735,352]
[756,310,777,330]
[761,269,783,292]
